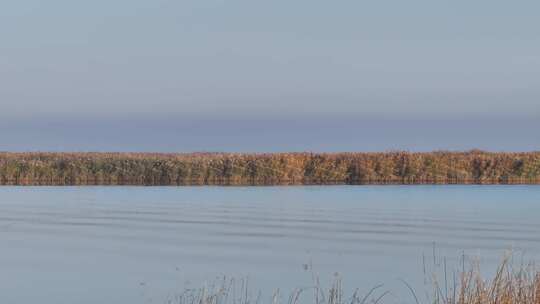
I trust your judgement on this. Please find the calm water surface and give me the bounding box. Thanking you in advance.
[1,186,539,304]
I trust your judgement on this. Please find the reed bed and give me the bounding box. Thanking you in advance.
[165,257,540,304]
[1,151,539,185]
[427,256,540,304]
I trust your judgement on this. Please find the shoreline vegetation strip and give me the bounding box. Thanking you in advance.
[164,256,540,304]
[0,151,539,185]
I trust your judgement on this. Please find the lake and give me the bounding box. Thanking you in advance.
[1,186,539,304]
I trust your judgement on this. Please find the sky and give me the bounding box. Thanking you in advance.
[1,0,539,152]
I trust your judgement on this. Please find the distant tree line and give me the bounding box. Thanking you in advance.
[0,151,539,185]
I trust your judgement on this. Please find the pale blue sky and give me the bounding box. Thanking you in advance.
[1,0,539,151]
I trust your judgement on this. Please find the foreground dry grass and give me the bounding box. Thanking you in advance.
[438,258,540,304]
[167,258,540,304]
[1,151,539,185]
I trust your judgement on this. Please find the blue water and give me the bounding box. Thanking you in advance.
[1,186,539,304]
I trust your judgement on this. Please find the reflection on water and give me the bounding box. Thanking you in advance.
[0,186,539,304]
